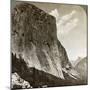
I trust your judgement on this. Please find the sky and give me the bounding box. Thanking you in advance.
[17,1,87,61]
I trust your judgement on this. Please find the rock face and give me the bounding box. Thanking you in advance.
[11,3,81,88]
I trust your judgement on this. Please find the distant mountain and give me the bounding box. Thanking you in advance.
[74,57,87,83]
[74,57,87,67]
[70,57,88,84]
[70,57,82,67]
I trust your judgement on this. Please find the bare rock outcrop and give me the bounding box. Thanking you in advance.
[11,2,81,89]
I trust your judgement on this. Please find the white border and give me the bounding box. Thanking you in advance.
[19,0,87,5]
[0,0,10,90]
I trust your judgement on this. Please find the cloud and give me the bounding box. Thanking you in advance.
[57,10,76,24]
[49,9,59,21]
[61,10,76,21]
[57,10,78,35]
[57,18,78,34]
[49,9,79,35]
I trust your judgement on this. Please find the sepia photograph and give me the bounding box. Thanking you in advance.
[11,0,88,89]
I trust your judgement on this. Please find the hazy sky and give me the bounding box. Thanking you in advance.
[17,1,87,61]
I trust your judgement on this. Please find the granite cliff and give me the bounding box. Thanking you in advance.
[11,3,82,88]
